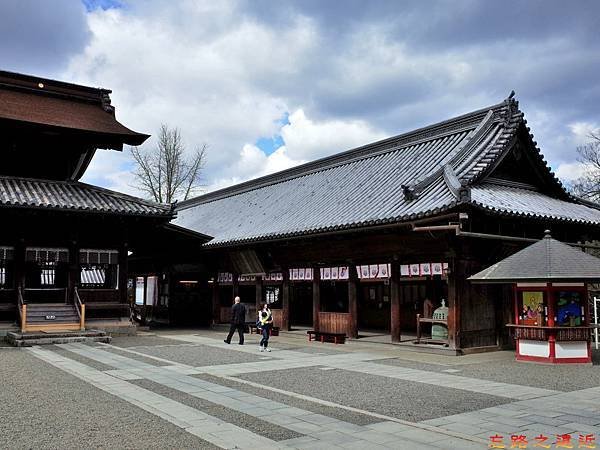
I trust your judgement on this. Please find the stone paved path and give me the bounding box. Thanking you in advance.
[23,333,600,449]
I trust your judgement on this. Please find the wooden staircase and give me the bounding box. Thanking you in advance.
[23,303,81,332]
[18,287,85,333]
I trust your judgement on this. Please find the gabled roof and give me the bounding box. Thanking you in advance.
[469,232,600,282]
[173,95,600,247]
[0,176,172,217]
[0,70,149,149]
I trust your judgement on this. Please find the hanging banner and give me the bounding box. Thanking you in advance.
[420,263,431,276]
[410,264,420,277]
[431,262,443,275]
[356,264,391,279]
[288,268,313,281]
[378,264,390,278]
[400,262,449,277]
[339,266,349,280]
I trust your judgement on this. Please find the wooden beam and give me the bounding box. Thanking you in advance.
[281,269,290,331]
[68,241,79,304]
[211,280,220,324]
[232,272,239,297]
[118,244,128,305]
[390,261,401,343]
[255,276,263,311]
[348,265,358,339]
[312,267,320,331]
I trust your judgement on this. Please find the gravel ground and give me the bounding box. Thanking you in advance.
[133,379,302,441]
[196,374,381,426]
[129,343,267,367]
[0,349,218,450]
[377,352,600,392]
[238,366,510,422]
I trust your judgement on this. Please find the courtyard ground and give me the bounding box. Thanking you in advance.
[1,328,599,449]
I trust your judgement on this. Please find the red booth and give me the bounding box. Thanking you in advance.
[469,231,599,364]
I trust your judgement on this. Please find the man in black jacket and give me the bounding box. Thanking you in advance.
[224,296,246,345]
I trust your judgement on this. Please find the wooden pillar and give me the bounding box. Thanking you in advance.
[390,261,401,343]
[232,272,239,297]
[14,238,26,293]
[67,241,79,304]
[348,265,358,339]
[282,269,290,331]
[211,279,220,324]
[118,244,129,305]
[312,267,320,331]
[255,276,263,311]
[447,257,465,351]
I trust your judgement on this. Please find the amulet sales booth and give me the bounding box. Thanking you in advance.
[469,231,599,364]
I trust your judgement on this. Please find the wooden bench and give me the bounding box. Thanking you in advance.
[307,330,346,344]
[249,325,280,336]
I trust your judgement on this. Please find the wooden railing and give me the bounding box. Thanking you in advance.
[18,287,25,332]
[506,324,593,341]
[74,287,85,331]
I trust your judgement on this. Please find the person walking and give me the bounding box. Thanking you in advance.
[258,303,273,352]
[224,296,246,345]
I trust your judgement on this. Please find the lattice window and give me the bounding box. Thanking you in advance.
[41,262,56,286]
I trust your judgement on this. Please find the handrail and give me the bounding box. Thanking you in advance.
[17,287,25,332]
[74,287,85,330]
[73,287,82,321]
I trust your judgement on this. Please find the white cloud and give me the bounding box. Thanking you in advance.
[205,108,385,191]
[569,122,600,145]
[281,109,387,162]
[50,0,600,200]
[555,162,589,182]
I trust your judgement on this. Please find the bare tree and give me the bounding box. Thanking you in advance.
[571,132,600,203]
[131,125,206,203]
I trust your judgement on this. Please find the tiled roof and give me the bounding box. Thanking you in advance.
[0,70,149,147]
[174,96,600,246]
[0,176,172,217]
[471,184,600,225]
[469,232,600,282]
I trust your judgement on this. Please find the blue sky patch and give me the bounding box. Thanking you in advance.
[256,135,284,155]
[82,0,123,12]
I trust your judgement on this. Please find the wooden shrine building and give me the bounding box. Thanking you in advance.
[172,94,600,354]
[0,71,174,333]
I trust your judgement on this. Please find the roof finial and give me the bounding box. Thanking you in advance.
[508,90,515,99]
[543,229,552,239]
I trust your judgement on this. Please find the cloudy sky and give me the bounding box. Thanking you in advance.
[2,0,600,198]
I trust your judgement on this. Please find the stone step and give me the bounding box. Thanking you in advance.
[26,317,80,324]
[6,329,111,347]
